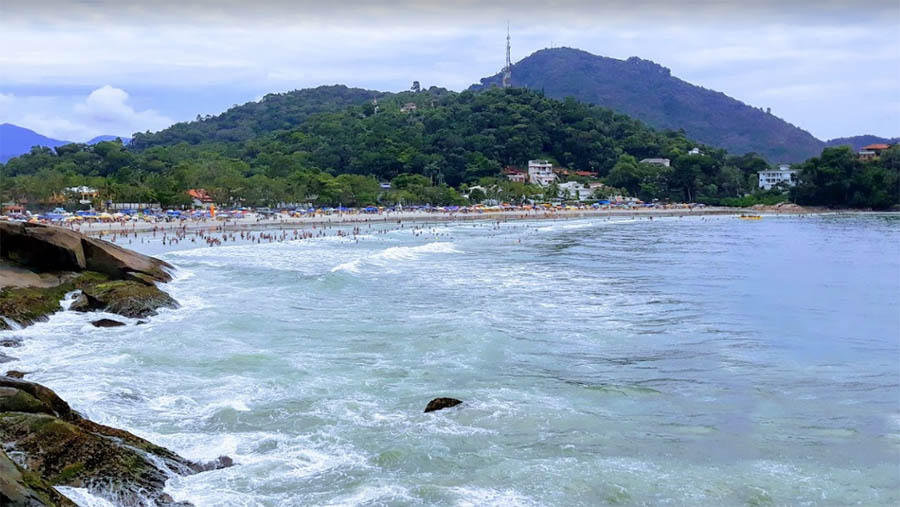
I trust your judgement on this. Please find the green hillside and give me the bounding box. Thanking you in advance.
[471,48,825,163]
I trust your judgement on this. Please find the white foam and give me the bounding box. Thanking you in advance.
[53,487,117,507]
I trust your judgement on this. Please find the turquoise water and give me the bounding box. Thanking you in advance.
[6,213,900,506]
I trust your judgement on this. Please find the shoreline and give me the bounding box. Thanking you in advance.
[66,207,758,237]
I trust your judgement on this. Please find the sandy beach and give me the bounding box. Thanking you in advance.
[67,206,746,237]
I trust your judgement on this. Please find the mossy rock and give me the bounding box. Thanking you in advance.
[0,412,192,504]
[75,280,178,318]
[0,271,111,328]
[0,448,76,506]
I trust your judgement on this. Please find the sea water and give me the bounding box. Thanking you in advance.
[5,213,899,506]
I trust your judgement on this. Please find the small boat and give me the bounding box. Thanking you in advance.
[739,214,762,220]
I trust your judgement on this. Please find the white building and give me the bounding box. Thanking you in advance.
[527,160,557,186]
[557,181,591,201]
[640,158,671,167]
[688,147,703,155]
[758,164,797,190]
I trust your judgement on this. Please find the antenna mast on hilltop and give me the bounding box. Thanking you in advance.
[502,22,512,88]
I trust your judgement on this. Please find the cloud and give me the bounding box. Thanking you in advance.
[0,1,897,140]
[0,86,172,142]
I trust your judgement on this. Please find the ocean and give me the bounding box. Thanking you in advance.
[6,213,900,506]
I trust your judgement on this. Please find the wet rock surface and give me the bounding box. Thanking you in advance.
[0,222,177,328]
[0,376,231,506]
[1,447,76,507]
[90,318,127,328]
[424,397,463,413]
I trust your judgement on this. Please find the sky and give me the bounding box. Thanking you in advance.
[1,0,898,143]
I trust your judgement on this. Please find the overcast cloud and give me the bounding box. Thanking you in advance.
[1,0,897,142]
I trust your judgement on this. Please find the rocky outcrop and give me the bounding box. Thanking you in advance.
[72,281,178,318]
[0,377,232,506]
[0,222,178,328]
[0,222,172,283]
[424,397,463,413]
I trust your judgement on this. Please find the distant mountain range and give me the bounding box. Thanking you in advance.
[471,48,828,163]
[0,123,130,163]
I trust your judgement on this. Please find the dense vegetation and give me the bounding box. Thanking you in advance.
[129,85,384,149]
[1,87,897,210]
[471,47,825,163]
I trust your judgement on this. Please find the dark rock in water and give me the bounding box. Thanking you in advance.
[0,335,23,347]
[0,448,76,506]
[424,397,463,413]
[135,320,148,325]
[191,455,236,472]
[0,351,17,363]
[5,370,27,378]
[75,281,178,318]
[91,318,126,328]
[0,377,200,505]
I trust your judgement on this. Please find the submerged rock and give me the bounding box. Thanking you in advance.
[90,318,126,328]
[5,370,27,379]
[74,281,178,318]
[0,377,222,506]
[191,455,235,472]
[424,397,463,413]
[0,335,23,347]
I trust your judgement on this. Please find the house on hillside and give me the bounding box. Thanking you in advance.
[641,158,671,167]
[858,143,891,161]
[758,164,797,190]
[528,160,557,186]
[188,189,216,207]
[503,166,527,183]
[400,102,418,113]
[688,148,703,155]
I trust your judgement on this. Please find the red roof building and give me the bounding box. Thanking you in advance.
[188,189,215,204]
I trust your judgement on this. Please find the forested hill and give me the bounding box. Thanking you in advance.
[129,85,386,150]
[825,135,899,151]
[470,47,825,163]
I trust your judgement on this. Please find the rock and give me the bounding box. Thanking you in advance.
[0,378,199,505]
[0,221,86,272]
[81,236,173,283]
[424,397,463,413]
[0,350,17,363]
[91,318,126,328]
[0,335,23,347]
[77,281,178,318]
[0,448,76,507]
[0,222,172,284]
[5,370,27,378]
[191,455,236,472]
[0,272,109,328]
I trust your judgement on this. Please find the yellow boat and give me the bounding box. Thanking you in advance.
[739,214,762,220]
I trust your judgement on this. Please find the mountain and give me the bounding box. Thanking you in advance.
[0,123,71,163]
[825,135,899,151]
[0,124,131,163]
[129,85,388,150]
[470,47,825,163]
[87,135,131,145]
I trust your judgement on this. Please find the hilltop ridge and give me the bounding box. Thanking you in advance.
[470,47,825,162]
